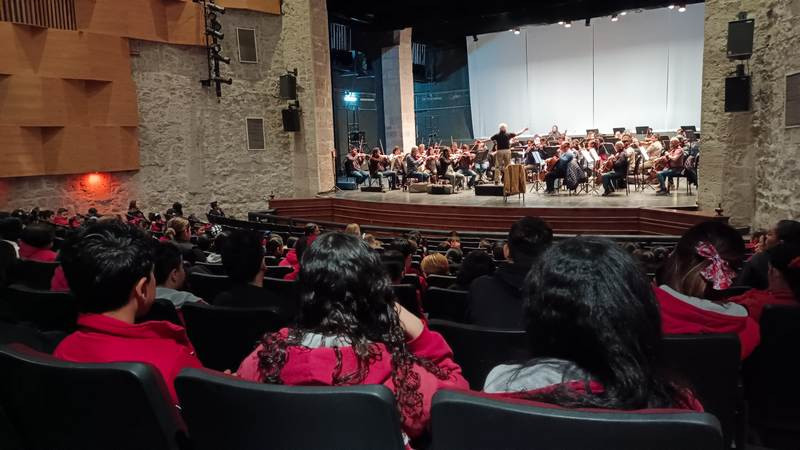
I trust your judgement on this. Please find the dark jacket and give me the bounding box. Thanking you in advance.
[465,260,532,330]
[214,283,271,308]
[736,251,769,290]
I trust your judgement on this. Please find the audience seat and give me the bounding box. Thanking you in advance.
[7,260,59,290]
[0,343,188,450]
[423,287,468,322]
[430,389,724,450]
[0,285,77,331]
[428,319,529,390]
[186,272,232,304]
[263,256,281,266]
[427,274,457,288]
[401,273,421,290]
[137,298,182,326]
[743,305,800,449]
[661,334,741,449]
[191,262,225,276]
[261,277,299,321]
[392,284,424,318]
[180,303,283,372]
[175,368,405,450]
[264,265,293,279]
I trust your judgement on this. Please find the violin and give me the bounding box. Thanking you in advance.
[595,153,619,185]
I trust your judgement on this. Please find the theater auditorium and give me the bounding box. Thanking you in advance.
[1,0,799,449]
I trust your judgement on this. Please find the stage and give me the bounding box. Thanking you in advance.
[267,186,723,236]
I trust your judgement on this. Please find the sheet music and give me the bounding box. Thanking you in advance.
[639,148,650,161]
[581,149,594,164]
[533,152,544,164]
[589,148,600,161]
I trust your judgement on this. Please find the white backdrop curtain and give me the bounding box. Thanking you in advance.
[467,3,704,138]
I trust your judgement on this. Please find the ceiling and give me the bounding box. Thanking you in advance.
[327,0,704,43]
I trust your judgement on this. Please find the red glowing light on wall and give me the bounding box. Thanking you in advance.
[87,173,102,186]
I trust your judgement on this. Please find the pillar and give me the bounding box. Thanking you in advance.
[381,28,417,152]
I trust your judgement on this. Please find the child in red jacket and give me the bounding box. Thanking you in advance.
[483,237,701,411]
[729,243,800,321]
[238,232,468,446]
[654,221,759,360]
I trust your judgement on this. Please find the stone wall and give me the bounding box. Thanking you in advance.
[700,0,800,228]
[0,0,334,220]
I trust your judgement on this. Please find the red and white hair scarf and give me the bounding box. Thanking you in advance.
[696,241,736,290]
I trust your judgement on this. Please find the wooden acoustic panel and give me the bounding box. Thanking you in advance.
[0,126,46,176]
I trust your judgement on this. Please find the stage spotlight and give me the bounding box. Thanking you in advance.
[585,18,590,26]
[211,51,230,65]
[206,28,223,39]
[668,4,675,9]
[206,2,225,14]
[564,20,572,28]
[611,14,618,22]
[678,4,687,12]
[558,20,564,25]
[620,11,627,15]
[513,27,520,35]
[343,91,358,103]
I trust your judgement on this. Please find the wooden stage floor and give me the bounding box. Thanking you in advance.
[332,186,697,209]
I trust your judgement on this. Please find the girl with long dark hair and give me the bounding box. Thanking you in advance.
[484,236,700,411]
[729,243,800,321]
[237,233,468,443]
[655,221,759,359]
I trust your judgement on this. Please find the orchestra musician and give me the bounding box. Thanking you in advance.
[404,147,430,182]
[472,140,491,183]
[656,137,685,195]
[489,123,528,183]
[643,134,664,171]
[456,147,478,188]
[544,142,574,194]
[438,148,467,189]
[369,148,398,190]
[601,142,630,196]
[344,146,368,184]
[547,125,564,143]
[389,146,405,174]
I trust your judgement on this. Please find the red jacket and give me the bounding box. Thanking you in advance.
[53,314,203,403]
[50,266,69,291]
[279,249,299,280]
[52,216,69,226]
[729,288,798,322]
[654,285,760,360]
[237,326,468,440]
[18,242,57,262]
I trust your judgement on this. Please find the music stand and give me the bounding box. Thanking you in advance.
[635,126,650,135]
[638,148,650,161]
[685,130,696,141]
[589,148,600,162]
[613,127,626,134]
[581,149,594,164]
[530,152,545,192]
[586,128,599,135]
[680,125,697,132]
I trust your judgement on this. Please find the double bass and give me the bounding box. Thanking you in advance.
[594,152,620,185]
[538,154,559,182]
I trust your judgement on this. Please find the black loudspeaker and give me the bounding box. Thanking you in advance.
[727,19,755,60]
[725,76,751,112]
[279,74,297,100]
[282,108,301,132]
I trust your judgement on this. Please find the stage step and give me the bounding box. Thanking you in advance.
[474,184,504,196]
[360,186,385,193]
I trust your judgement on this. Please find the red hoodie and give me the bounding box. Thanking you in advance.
[279,249,299,280]
[654,285,760,360]
[54,314,203,404]
[237,326,469,440]
[728,288,798,322]
[18,242,57,262]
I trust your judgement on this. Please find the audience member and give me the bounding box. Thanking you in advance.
[215,230,269,307]
[729,243,800,321]
[208,201,225,217]
[0,217,23,257]
[478,238,492,249]
[344,223,361,236]
[491,240,505,261]
[0,240,16,288]
[18,222,57,262]
[304,222,321,236]
[265,235,284,261]
[655,221,759,359]
[484,237,701,412]
[171,202,184,217]
[53,222,202,404]
[236,233,468,444]
[165,217,206,264]
[445,247,463,265]
[381,249,406,284]
[279,234,315,281]
[364,233,382,250]
[53,208,69,226]
[421,253,449,276]
[127,200,143,220]
[467,217,553,329]
[153,242,203,308]
[738,219,800,289]
[206,232,229,264]
[450,250,495,291]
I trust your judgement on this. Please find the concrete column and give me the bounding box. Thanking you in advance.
[382,28,417,152]
[283,0,336,195]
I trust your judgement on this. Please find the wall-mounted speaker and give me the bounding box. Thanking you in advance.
[725,75,751,112]
[727,19,755,60]
[279,74,297,100]
[282,108,301,132]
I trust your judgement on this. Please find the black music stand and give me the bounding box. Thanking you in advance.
[635,126,651,135]
[613,127,626,134]
[681,125,697,132]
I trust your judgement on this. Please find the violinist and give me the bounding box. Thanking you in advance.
[523,140,539,173]
[438,148,466,189]
[544,142,574,194]
[656,138,685,195]
[457,147,478,188]
[472,141,491,183]
[547,125,563,143]
[389,146,406,174]
[601,142,630,196]
[345,146,368,184]
[424,147,440,180]
[405,147,430,182]
[369,148,398,190]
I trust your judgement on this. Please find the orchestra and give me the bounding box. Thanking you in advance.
[339,124,698,198]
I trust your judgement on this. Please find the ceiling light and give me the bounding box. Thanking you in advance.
[620,11,627,15]
[558,21,564,25]
[611,14,618,21]
[513,27,521,35]
[564,20,572,28]
[678,4,687,12]
[668,4,675,9]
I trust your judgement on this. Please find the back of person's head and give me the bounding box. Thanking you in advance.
[60,222,155,314]
[479,238,492,249]
[391,238,416,259]
[212,231,229,254]
[166,217,190,242]
[381,249,406,283]
[20,223,55,249]
[0,217,23,242]
[154,242,183,286]
[456,250,495,288]
[286,236,298,249]
[265,235,284,257]
[304,223,320,236]
[492,240,506,260]
[775,220,800,245]
[524,236,687,409]
[196,234,211,252]
[445,247,463,264]
[406,230,422,245]
[128,200,138,210]
[364,233,381,249]
[344,223,361,236]
[507,217,553,263]
[656,221,745,300]
[767,243,800,299]
[421,253,449,276]
[87,207,98,217]
[222,229,265,284]
[172,202,183,216]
